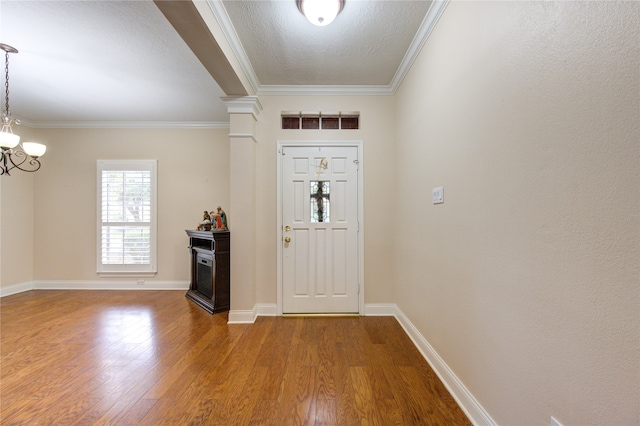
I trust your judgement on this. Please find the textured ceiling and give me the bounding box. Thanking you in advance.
[0,0,439,126]
[0,0,227,126]
[222,0,433,87]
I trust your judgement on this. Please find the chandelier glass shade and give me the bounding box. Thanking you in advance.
[0,124,20,148]
[0,43,46,175]
[297,0,345,27]
[22,142,47,157]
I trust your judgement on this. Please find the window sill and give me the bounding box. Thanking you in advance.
[97,271,157,278]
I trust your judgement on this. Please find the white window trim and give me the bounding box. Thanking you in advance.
[96,160,158,278]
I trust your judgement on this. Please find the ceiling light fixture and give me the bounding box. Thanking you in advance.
[0,43,46,176]
[297,0,345,27]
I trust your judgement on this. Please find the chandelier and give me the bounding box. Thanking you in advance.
[0,43,46,176]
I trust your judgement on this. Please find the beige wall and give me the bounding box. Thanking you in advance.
[254,95,395,305]
[394,1,639,424]
[0,125,36,288]
[30,127,230,283]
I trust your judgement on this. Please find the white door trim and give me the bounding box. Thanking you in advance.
[276,140,364,316]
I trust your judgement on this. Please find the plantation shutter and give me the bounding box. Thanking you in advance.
[97,160,157,277]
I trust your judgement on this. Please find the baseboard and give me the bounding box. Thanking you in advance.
[256,303,277,316]
[231,303,395,322]
[228,308,258,324]
[1,280,188,297]
[392,306,496,426]
[0,281,35,297]
[363,303,397,316]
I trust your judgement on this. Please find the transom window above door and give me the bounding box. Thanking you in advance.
[281,111,360,130]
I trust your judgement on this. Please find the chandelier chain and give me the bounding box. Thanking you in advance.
[4,50,9,117]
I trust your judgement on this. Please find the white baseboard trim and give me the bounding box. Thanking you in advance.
[0,280,189,295]
[232,302,374,323]
[33,280,189,290]
[363,303,397,316]
[256,303,277,317]
[393,306,496,426]
[228,308,258,324]
[0,281,35,297]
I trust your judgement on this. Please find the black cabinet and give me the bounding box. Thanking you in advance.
[185,230,230,314]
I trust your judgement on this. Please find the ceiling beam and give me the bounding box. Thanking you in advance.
[153,0,249,96]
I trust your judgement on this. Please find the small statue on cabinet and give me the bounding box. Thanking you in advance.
[209,210,222,229]
[209,206,228,230]
[196,210,212,231]
[196,207,228,231]
[217,206,228,229]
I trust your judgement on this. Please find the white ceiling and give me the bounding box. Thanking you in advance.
[223,0,432,87]
[0,0,440,127]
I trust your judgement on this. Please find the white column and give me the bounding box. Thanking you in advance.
[222,96,262,320]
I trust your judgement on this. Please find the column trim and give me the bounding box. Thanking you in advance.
[228,133,258,142]
[221,96,263,119]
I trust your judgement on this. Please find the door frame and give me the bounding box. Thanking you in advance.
[276,140,364,316]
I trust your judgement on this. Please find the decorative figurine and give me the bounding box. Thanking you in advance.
[210,210,222,229]
[197,210,212,231]
[217,206,228,229]
[196,207,228,231]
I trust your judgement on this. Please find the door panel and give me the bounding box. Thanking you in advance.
[282,145,359,314]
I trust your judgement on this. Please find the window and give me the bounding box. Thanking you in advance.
[302,115,320,129]
[281,111,360,130]
[97,160,157,277]
[310,181,330,222]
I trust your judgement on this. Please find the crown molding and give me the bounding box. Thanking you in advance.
[206,0,260,95]
[257,84,395,96]
[389,0,449,92]
[19,121,230,129]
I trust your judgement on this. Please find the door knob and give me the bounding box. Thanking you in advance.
[284,236,291,243]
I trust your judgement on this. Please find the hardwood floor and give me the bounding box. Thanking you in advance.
[1,291,470,425]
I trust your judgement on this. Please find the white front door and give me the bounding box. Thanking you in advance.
[281,145,360,314]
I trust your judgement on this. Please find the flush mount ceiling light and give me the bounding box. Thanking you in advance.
[297,0,345,27]
[0,43,46,176]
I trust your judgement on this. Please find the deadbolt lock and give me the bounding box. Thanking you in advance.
[284,225,291,232]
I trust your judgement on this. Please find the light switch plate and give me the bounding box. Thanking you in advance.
[432,187,444,204]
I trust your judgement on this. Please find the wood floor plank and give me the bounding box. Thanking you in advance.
[115,398,158,426]
[1,291,470,425]
[248,399,280,426]
[314,398,337,426]
[333,342,362,425]
[349,366,386,425]
[375,398,407,425]
[141,326,218,400]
